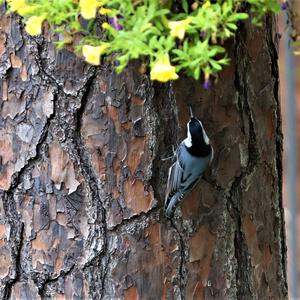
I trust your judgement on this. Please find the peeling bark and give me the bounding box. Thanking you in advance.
[0,8,287,300]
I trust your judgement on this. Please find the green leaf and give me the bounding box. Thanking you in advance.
[194,67,201,80]
[227,23,237,30]
[182,0,189,13]
[210,60,222,70]
[227,13,247,22]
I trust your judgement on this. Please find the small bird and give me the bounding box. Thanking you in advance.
[164,107,213,218]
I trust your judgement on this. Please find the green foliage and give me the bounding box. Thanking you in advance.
[248,0,281,24]
[173,41,229,80]
[3,0,281,84]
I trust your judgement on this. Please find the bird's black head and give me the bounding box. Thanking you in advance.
[186,117,211,156]
[188,117,209,144]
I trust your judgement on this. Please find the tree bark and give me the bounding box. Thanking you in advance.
[0,7,288,300]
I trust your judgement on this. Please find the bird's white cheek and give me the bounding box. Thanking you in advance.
[183,137,192,147]
[203,129,210,145]
[183,124,192,147]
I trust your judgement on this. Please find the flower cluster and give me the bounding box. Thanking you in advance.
[3,0,281,86]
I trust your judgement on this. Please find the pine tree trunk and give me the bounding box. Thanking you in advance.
[0,7,288,300]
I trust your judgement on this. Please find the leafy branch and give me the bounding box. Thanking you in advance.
[2,0,282,87]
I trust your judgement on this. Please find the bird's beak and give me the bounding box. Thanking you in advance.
[189,105,194,118]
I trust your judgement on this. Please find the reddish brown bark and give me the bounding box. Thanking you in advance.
[0,6,287,300]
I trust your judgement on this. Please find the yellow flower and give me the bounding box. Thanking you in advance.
[18,5,37,16]
[102,22,110,29]
[99,7,112,15]
[150,54,179,82]
[168,17,192,40]
[8,0,36,16]
[25,15,46,36]
[8,0,26,12]
[79,0,102,19]
[202,1,211,9]
[82,44,108,65]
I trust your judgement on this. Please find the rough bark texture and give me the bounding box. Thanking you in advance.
[0,7,288,300]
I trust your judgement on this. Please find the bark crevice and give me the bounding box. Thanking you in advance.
[108,206,161,232]
[5,91,56,194]
[230,20,261,299]
[37,264,75,297]
[170,219,187,299]
[265,14,287,296]
[1,78,57,297]
[3,222,24,300]
[73,70,109,298]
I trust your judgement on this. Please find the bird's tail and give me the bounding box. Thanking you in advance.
[164,192,183,219]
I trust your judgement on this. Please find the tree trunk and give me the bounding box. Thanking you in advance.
[0,7,288,300]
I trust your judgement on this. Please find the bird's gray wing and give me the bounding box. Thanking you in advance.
[165,144,185,209]
[164,147,185,211]
[178,148,210,194]
[177,147,196,193]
